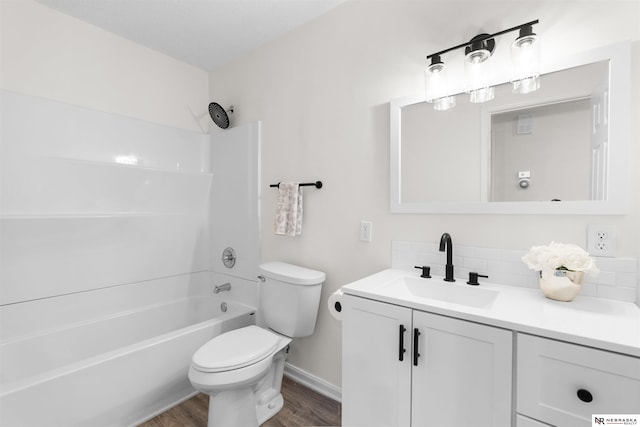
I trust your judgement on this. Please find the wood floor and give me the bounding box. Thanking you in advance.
[140,376,342,427]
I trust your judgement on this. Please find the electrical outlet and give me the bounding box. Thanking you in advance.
[359,221,373,242]
[587,224,616,257]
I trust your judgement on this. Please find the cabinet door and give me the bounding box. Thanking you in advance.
[342,295,412,427]
[517,334,640,427]
[411,311,513,427]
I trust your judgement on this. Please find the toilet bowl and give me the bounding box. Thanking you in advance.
[188,325,292,426]
[188,262,325,427]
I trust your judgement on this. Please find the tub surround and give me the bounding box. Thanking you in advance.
[0,90,211,305]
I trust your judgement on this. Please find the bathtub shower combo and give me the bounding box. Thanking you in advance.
[0,91,260,426]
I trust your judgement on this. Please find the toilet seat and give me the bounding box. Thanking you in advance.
[192,326,280,373]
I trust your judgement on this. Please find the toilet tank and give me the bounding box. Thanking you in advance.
[259,262,325,338]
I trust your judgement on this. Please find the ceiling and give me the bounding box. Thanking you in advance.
[35,0,346,71]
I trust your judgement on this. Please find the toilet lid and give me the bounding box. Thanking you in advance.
[192,326,280,373]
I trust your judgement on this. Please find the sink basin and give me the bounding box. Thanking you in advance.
[379,276,498,309]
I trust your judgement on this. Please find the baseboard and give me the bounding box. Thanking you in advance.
[284,362,342,403]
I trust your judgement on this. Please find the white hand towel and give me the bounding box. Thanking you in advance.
[274,182,303,236]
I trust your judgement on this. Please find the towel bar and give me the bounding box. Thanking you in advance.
[270,181,322,189]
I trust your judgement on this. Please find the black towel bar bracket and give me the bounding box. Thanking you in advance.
[270,181,323,189]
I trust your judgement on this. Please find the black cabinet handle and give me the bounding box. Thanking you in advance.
[413,328,421,366]
[577,388,593,403]
[398,325,406,361]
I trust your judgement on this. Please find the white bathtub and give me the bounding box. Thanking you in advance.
[0,280,256,427]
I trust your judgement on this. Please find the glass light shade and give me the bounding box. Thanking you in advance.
[465,48,494,102]
[469,86,495,103]
[512,75,540,94]
[425,61,448,102]
[433,96,456,111]
[511,33,540,94]
[426,59,456,111]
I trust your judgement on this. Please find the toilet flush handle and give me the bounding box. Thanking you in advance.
[257,275,266,282]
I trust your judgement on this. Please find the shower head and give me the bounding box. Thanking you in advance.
[208,102,234,129]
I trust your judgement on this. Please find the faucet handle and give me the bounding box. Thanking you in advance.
[467,272,488,286]
[414,266,431,278]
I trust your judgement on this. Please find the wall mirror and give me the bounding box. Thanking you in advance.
[390,42,630,214]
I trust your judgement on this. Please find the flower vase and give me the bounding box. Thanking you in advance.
[539,269,585,302]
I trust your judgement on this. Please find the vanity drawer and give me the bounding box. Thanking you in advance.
[516,414,552,427]
[517,334,640,427]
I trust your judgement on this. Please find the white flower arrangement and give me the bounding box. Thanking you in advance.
[522,242,599,275]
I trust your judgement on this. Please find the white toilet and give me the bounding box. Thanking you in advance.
[188,262,326,427]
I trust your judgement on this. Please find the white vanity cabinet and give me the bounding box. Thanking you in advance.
[341,268,640,427]
[342,294,513,427]
[516,334,640,427]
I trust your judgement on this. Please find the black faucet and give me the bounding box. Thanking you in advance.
[439,233,455,282]
[414,265,431,278]
[467,272,488,286]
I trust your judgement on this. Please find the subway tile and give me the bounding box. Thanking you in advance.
[489,272,537,288]
[596,284,638,302]
[616,272,638,288]
[580,283,597,297]
[462,257,488,271]
[455,245,476,258]
[595,257,638,273]
[488,259,530,276]
[474,247,505,260]
[591,271,616,286]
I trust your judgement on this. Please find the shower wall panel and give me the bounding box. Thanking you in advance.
[0,90,211,305]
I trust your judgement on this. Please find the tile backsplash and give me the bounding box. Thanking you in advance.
[392,240,639,303]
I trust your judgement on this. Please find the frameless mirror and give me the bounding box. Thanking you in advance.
[390,42,630,214]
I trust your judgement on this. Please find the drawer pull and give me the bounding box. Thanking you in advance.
[577,388,593,403]
[413,328,421,366]
[399,325,407,361]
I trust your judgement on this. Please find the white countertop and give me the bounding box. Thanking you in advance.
[341,269,640,357]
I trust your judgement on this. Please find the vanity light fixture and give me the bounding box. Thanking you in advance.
[425,54,456,110]
[425,19,540,109]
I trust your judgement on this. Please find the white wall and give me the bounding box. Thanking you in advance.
[210,0,640,389]
[0,0,209,132]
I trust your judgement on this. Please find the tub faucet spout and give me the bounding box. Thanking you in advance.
[439,233,455,282]
[214,282,232,293]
